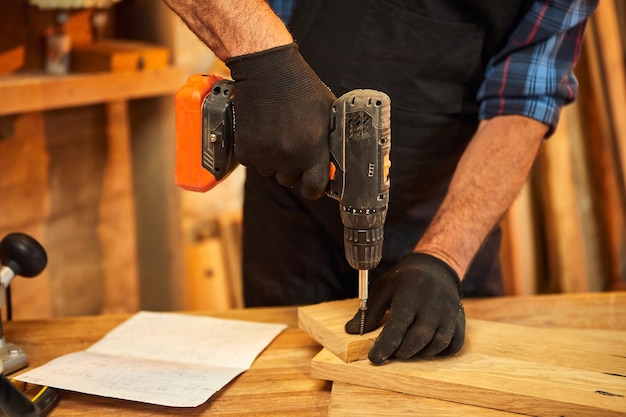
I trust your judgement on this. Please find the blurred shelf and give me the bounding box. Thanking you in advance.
[0,67,183,116]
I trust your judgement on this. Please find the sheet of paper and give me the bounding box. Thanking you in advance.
[16,311,287,407]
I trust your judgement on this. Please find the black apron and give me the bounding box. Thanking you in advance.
[242,0,533,306]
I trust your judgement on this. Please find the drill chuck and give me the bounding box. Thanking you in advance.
[342,209,386,270]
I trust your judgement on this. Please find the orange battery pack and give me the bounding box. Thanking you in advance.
[175,74,228,192]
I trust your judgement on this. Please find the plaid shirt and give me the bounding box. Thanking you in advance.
[478,0,598,133]
[269,0,296,25]
[269,0,597,133]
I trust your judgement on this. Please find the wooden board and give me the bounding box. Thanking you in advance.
[592,0,626,202]
[71,40,170,73]
[6,307,331,417]
[0,68,183,116]
[298,299,378,362]
[0,101,140,318]
[535,101,603,293]
[314,346,626,417]
[300,299,626,416]
[463,292,626,331]
[329,382,522,417]
[499,180,539,295]
[100,101,139,314]
[184,230,232,310]
[581,7,626,292]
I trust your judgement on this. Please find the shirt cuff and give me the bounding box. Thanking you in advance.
[478,94,565,138]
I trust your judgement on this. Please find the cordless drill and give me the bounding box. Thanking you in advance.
[175,74,391,334]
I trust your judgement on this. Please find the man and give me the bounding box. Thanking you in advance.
[163,0,597,364]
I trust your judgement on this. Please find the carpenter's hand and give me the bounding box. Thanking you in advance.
[226,43,336,199]
[345,253,465,364]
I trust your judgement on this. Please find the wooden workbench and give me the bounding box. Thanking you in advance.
[4,292,625,416]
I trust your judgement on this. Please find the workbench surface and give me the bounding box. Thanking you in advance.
[4,292,625,416]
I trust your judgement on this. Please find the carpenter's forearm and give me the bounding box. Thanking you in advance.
[415,115,548,278]
[163,0,292,60]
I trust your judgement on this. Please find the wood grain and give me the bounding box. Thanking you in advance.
[328,292,626,417]
[0,68,183,116]
[7,308,330,417]
[313,346,626,417]
[499,180,539,295]
[301,299,626,417]
[535,103,601,292]
[298,299,375,362]
[592,0,626,201]
[329,382,522,417]
[71,40,169,73]
[463,292,626,331]
[1,103,141,318]
[581,9,626,292]
[100,101,139,314]
[3,293,625,416]
[0,112,52,318]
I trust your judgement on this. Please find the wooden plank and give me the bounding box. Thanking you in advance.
[217,211,243,308]
[71,40,169,73]
[128,96,185,311]
[592,0,626,199]
[99,101,139,314]
[535,103,599,292]
[329,382,522,417]
[302,299,626,416]
[299,299,375,362]
[43,105,109,316]
[332,293,626,417]
[312,345,625,417]
[581,12,626,292]
[463,292,626,330]
[2,103,141,318]
[184,228,233,310]
[499,180,539,295]
[299,299,626,366]
[0,112,52,318]
[559,98,605,292]
[6,308,331,417]
[0,67,183,116]
[183,212,243,310]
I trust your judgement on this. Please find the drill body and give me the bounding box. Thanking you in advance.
[326,90,391,332]
[175,76,391,329]
[327,90,391,272]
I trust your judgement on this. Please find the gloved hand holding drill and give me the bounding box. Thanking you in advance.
[226,43,336,199]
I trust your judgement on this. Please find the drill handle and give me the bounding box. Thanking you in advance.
[327,90,391,271]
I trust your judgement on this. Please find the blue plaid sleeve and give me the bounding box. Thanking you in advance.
[267,0,296,24]
[477,0,598,135]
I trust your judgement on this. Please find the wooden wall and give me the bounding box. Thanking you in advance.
[0,1,182,319]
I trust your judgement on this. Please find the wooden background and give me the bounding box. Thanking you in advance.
[0,0,624,320]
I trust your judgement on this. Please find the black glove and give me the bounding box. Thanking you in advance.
[346,253,465,364]
[226,43,336,199]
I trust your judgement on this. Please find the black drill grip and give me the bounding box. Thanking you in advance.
[327,90,391,271]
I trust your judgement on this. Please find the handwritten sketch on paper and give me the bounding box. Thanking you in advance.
[15,311,287,407]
